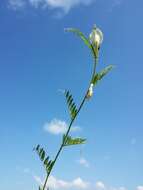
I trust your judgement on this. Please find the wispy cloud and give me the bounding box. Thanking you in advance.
[108,0,123,12]
[95,181,105,189]
[43,118,81,135]
[77,157,90,168]
[8,0,26,10]
[95,181,128,190]
[8,0,95,13]
[33,175,43,186]
[137,186,143,190]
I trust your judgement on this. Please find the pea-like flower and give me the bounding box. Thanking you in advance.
[86,83,94,99]
[89,25,103,49]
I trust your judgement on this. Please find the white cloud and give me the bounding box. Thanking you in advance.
[95,181,105,189]
[137,186,143,190]
[43,118,81,135]
[44,119,67,135]
[72,177,89,189]
[78,157,90,168]
[34,175,90,189]
[8,0,95,13]
[34,175,143,190]
[95,182,127,190]
[44,0,93,13]
[33,175,43,186]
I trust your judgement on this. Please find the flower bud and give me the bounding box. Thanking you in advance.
[89,25,103,48]
[86,83,94,99]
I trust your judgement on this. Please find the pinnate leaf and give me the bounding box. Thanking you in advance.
[65,28,97,59]
[65,28,92,49]
[64,90,78,119]
[92,65,114,85]
[34,145,54,173]
[63,135,86,146]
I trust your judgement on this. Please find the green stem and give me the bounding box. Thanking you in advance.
[42,57,98,190]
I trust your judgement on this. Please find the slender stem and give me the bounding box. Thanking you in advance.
[42,57,98,190]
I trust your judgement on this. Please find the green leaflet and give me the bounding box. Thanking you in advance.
[64,90,78,119]
[92,65,114,86]
[65,28,92,49]
[63,135,86,147]
[34,145,54,173]
[65,28,97,59]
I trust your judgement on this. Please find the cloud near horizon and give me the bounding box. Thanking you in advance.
[8,0,95,13]
[33,174,142,190]
[34,175,89,189]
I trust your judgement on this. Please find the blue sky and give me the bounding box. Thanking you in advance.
[0,0,143,190]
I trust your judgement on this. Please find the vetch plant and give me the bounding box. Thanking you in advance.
[34,25,114,190]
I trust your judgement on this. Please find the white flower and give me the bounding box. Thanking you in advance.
[89,25,103,48]
[86,83,94,99]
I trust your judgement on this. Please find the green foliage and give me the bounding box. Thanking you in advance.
[34,144,54,174]
[64,90,78,119]
[92,65,114,86]
[65,28,91,49]
[65,28,97,59]
[39,186,42,190]
[63,135,86,147]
